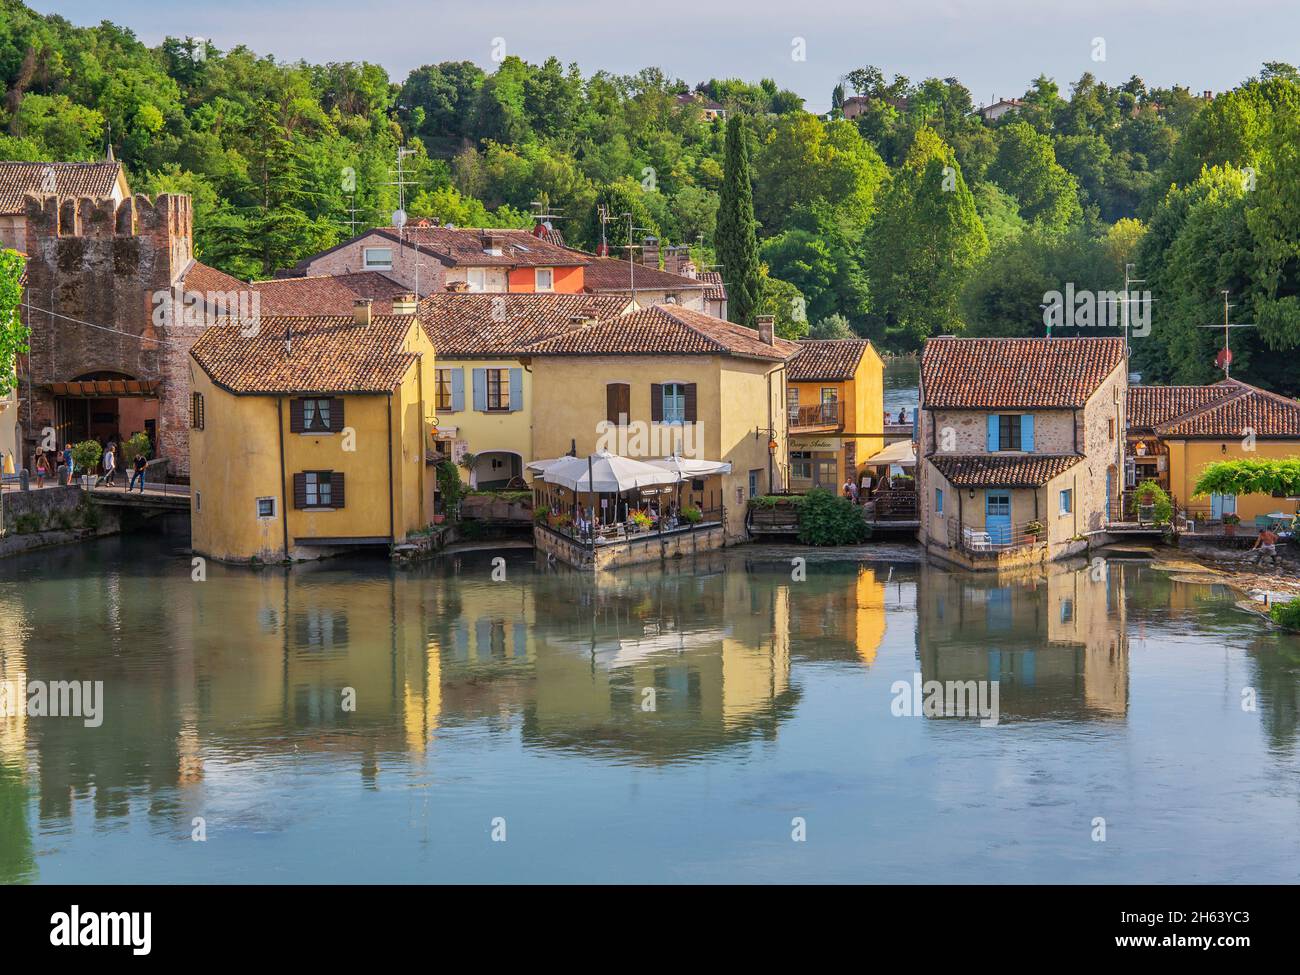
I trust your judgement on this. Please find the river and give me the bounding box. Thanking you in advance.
[1,520,1297,884]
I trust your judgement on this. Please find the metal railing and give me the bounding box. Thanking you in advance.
[947,518,1046,555]
[788,401,844,429]
[539,505,726,549]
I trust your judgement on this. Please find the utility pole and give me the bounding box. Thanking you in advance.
[1121,263,1144,359]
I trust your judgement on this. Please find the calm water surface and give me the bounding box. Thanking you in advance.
[1,522,1299,884]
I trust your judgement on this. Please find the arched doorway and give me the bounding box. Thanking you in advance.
[471,451,523,490]
[50,371,160,453]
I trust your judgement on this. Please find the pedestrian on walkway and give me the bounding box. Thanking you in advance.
[102,443,116,488]
[62,444,73,486]
[35,452,48,488]
[129,453,147,493]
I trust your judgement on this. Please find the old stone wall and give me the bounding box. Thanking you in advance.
[19,193,200,475]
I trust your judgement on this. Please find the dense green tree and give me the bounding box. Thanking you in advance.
[716,115,761,326]
[866,130,988,348]
[987,121,1081,228]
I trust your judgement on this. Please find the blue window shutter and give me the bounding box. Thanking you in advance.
[509,368,523,411]
[987,414,1000,451]
[450,368,465,412]
[472,368,487,412]
[1021,414,1034,452]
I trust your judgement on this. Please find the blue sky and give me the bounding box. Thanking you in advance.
[29,0,1297,112]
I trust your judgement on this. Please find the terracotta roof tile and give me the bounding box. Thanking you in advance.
[580,255,709,293]
[929,453,1083,487]
[0,161,124,214]
[1126,382,1240,431]
[921,337,1125,409]
[418,292,630,357]
[1152,382,1300,438]
[523,304,799,361]
[179,261,247,297]
[190,315,419,394]
[789,338,871,381]
[250,272,409,315]
[698,270,727,302]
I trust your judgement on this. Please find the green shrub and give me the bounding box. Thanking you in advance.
[681,506,703,524]
[119,432,151,465]
[436,460,466,519]
[71,440,102,475]
[796,488,870,546]
[1130,480,1173,525]
[14,513,41,534]
[1270,599,1300,630]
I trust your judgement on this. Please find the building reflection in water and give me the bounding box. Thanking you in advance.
[917,559,1130,721]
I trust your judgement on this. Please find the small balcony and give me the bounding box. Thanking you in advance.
[789,401,844,432]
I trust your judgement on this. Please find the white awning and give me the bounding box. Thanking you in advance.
[645,454,732,477]
[864,440,916,466]
[536,449,682,493]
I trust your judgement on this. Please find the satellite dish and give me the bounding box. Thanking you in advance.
[391,209,407,229]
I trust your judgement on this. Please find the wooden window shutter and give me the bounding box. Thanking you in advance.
[650,383,663,422]
[330,471,345,508]
[293,473,307,509]
[331,398,345,432]
[684,383,698,422]
[607,383,630,424]
[290,398,305,433]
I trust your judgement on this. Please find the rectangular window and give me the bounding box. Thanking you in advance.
[986,493,1011,517]
[935,487,944,515]
[190,391,204,430]
[436,369,454,411]
[791,451,812,480]
[1060,598,1074,623]
[662,382,687,424]
[301,398,334,432]
[1059,488,1072,514]
[748,469,761,498]
[485,368,510,411]
[466,268,487,292]
[363,246,393,270]
[786,387,799,423]
[305,471,333,508]
[998,414,1022,451]
[256,497,276,519]
[535,268,554,291]
[1108,418,1116,441]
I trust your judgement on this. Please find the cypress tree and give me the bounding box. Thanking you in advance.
[716,115,762,327]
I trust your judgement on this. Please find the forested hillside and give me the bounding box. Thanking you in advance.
[3,0,1299,391]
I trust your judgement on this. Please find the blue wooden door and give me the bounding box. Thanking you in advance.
[986,492,1012,544]
[1210,493,1236,519]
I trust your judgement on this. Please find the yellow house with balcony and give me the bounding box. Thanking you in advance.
[786,338,884,492]
[188,307,437,562]
[418,292,629,487]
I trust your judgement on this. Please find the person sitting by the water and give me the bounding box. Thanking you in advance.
[897,408,906,424]
[1251,527,1280,565]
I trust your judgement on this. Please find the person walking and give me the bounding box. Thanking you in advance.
[129,452,147,493]
[34,452,49,488]
[62,444,74,486]
[102,443,116,488]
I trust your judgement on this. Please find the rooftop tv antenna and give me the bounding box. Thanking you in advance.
[1197,290,1257,379]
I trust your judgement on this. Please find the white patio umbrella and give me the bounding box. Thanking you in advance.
[646,454,732,477]
[539,449,681,493]
[864,440,916,466]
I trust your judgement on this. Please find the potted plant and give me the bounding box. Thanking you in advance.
[71,440,103,489]
[1023,520,1044,543]
[630,510,652,532]
[1223,512,1240,536]
[1131,480,1173,527]
[681,506,703,524]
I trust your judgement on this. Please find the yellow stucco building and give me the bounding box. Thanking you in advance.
[525,306,798,540]
[417,292,630,486]
[785,338,884,492]
[188,307,437,562]
[1128,379,1300,523]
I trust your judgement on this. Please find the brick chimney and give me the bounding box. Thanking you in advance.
[664,245,689,276]
[641,236,660,269]
[353,298,373,327]
[392,293,418,315]
[756,314,775,345]
[481,230,502,254]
